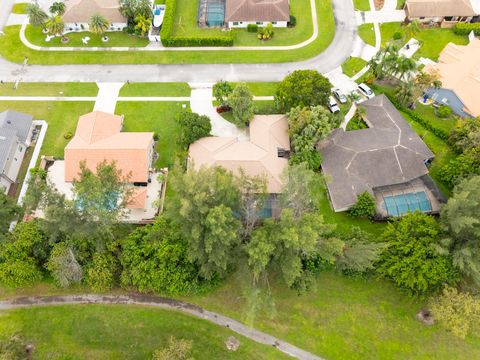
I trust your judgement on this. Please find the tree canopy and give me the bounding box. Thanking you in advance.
[177,111,212,149]
[0,192,21,240]
[275,70,332,112]
[228,83,254,125]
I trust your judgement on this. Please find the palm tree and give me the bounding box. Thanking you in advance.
[45,15,64,36]
[49,1,66,16]
[396,56,417,81]
[395,82,416,107]
[89,14,110,38]
[26,2,48,28]
[134,14,150,36]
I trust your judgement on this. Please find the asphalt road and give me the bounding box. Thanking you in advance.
[0,0,356,82]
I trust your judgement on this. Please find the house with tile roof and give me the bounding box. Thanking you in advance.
[47,111,161,223]
[225,0,290,28]
[0,110,34,194]
[425,38,480,118]
[62,0,128,33]
[318,95,443,217]
[405,0,479,27]
[188,114,290,216]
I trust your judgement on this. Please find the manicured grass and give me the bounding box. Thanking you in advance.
[346,117,368,131]
[397,0,406,9]
[0,101,95,158]
[353,0,371,11]
[115,102,189,168]
[0,82,99,96]
[0,0,334,64]
[358,23,376,46]
[0,305,288,359]
[25,25,149,48]
[380,23,469,60]
[119,82,191,97]
[11,3,28,13]
[341,57,367,77]
[414,102,457,133]
[186,270,480,360]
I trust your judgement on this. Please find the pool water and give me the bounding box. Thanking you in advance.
[206,2,225,26]
[382,191,432,217]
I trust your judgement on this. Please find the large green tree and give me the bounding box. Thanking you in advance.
[378,212,457,295]
[275,70,332,112]
[121,216,204,294]
[0,192,21,240]
[449,117,480,153]
[26,2,48,28]
[168,166,241,279]
[213,81,233,107]
[228,83,254,125]
[89,14,110,37]
[177,111,211,149]
[45,15,64,36]
[439,176,480,286]
[119,0,152,23]
[288,105,338,170]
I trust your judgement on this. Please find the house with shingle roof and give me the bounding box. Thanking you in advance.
[405,0,479,27]
[318,95,443,217]
[225,0,290,28]
[0,110,34,194]
[62,0,128,33]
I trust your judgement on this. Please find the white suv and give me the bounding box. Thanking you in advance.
[328,96,340,114]
[358,83,375,99]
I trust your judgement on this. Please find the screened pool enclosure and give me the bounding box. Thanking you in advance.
[198,0,225,27]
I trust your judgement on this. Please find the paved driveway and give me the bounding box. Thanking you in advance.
[0,0,357,82]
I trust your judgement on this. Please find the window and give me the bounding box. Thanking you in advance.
[272,22,277,25]
[256,22,262,25]
[419,17,425,20]
[18,146,23,152]
[233,22,239,26]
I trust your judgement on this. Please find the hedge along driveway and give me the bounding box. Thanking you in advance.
[3,0,334,64]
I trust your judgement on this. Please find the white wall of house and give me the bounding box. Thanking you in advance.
[3,141,26,185]
[228,21,288,28]
[408,16,473,25]
[64,22,128,34]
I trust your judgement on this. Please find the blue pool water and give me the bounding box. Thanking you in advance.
[207,3,225,27]
[382,191,432,217]
[154,9,161,15]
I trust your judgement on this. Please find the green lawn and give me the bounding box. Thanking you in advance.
[0,305,288,360]
[414,102,457,133]
[0,101,95,158]
[353,0,371,10]
[186,270,480,360]
[346,117,368,131]
[358,24,376,46]
[341,57,367,77]
[11,3,28,13]
[0,0,334,64]
[119,82,191,97]
[380,23,469,60]
[397,0,406,9]
[0,82,99,96]
[115,102,188,168]
[25,25,149,48]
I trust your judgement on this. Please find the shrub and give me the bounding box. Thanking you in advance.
[289,15,297,27]
[437,105,451,118]
[349,191,376,218]
[247,24,258,33]
[85,253,117,292]
[453,23,480,36]
[63,131,73,139]
[438,148,480,188]
[431,286,480,339]
[0,259,42,287]
[46,243,83,288]
[257,23,274,40]
[177,110,211,149]
[393,31,402,40]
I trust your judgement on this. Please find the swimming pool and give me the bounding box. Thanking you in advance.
[206,1,225,27]
[382,191,432,217]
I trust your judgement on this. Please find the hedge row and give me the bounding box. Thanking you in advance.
[453,23,480,36]
[160,0,233,47]
[383,93,450,141]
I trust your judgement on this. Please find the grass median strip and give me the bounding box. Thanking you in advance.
[0,82,99,97]
[118,82,191,97]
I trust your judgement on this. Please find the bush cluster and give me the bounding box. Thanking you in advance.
[160,0,233,47]
[453,23,480,36]
[247,24,258,33]
[289,15,297,27]
[437,105,452,118]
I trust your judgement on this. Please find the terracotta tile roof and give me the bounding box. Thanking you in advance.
[127,187,148,209]
[63,0,127,23]
[225,0,290,22]
[65,111,154,183]
[426,38,480,117]
[406,0,477,17]
[188,115,290,193]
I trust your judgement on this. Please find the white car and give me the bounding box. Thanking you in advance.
[358,83,375,99]
[328,96,340,114]
[332,88,347,104]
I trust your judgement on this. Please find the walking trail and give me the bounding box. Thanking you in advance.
[0,294,324,360]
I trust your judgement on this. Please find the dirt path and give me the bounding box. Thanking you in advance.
[0,294,324,360]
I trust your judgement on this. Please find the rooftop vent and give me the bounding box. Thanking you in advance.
[277,148,290,158]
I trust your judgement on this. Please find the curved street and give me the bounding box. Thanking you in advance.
[0,294,324,360]
[0,0,356,82]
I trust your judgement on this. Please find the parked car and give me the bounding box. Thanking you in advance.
[358,83,375,99]
[332,88,347,104]
[328,96,340,114]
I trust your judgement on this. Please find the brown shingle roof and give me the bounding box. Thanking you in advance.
[225,0,290,22]
[63,0,127,23]
[318,95,434,212]
[406,0,477,18]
